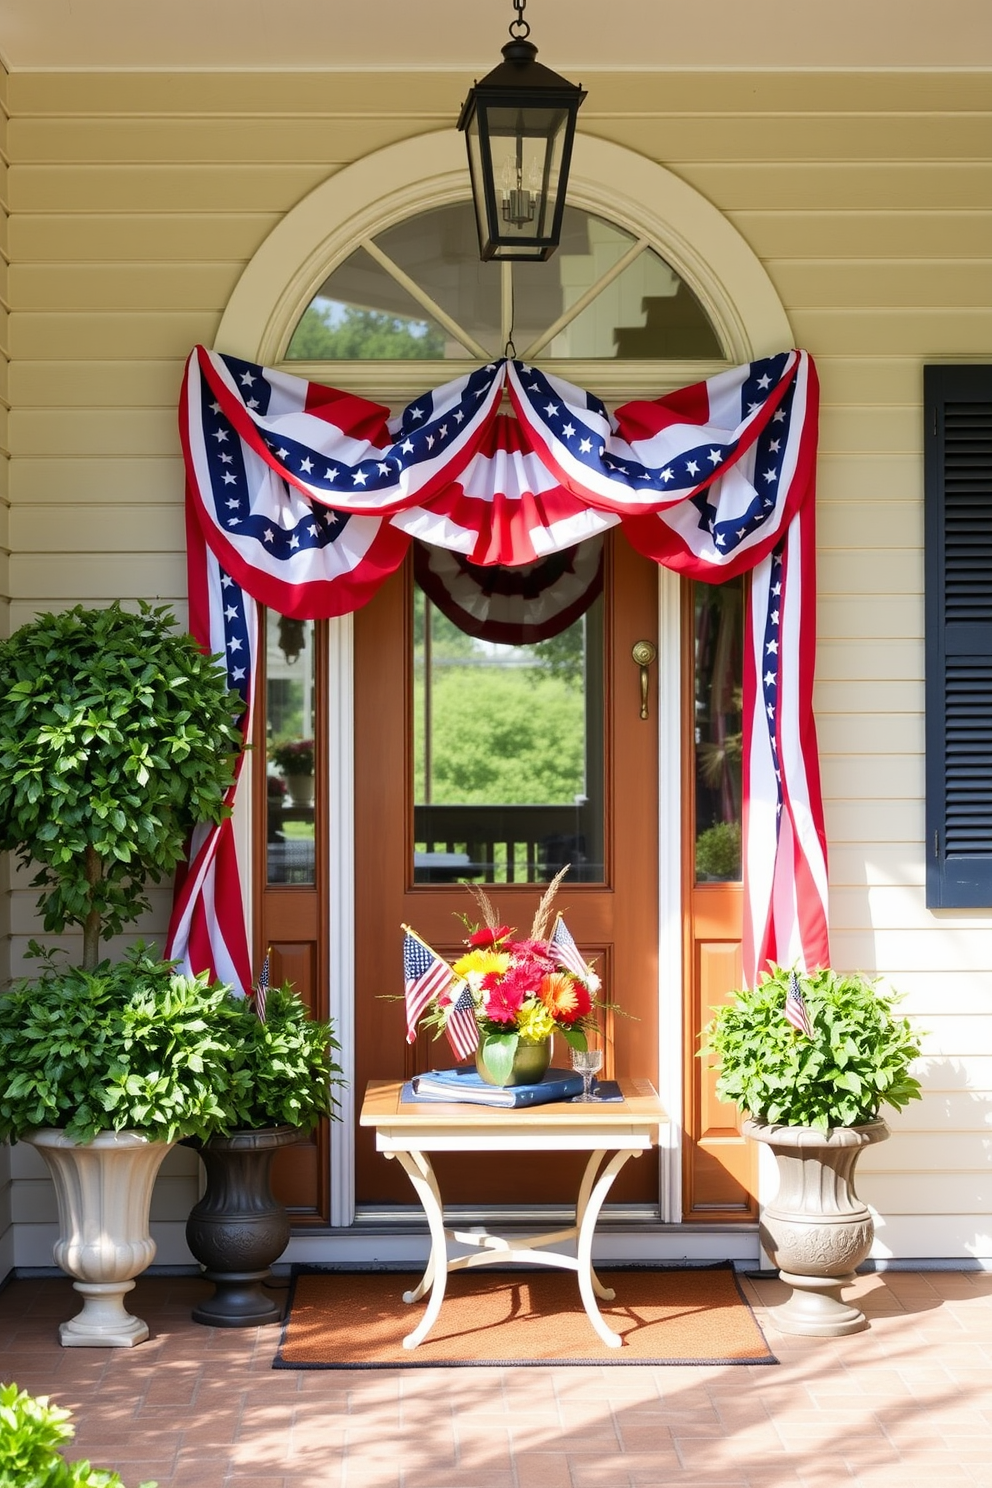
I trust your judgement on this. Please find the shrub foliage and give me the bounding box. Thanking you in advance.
[0,948,240,1144]
[703,965,923,1131]
[0,947,343,1144]
[0,1381,155,1488]
[216,983,343,1132]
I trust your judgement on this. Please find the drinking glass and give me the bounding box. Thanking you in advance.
[571,1047,604,1102]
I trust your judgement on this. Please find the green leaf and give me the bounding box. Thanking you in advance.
[477,1032,518,1087]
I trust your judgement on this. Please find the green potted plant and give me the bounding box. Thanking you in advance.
[184,982,344,1328]
[0,1381,155,1487]
[0,601,244,1347]
[703,964,923,1337]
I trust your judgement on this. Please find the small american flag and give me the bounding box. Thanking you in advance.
[551,914,589,981]
[403,929,452,1043]
[253,950,270,1023]
[785,969,814,1038]
[445,982,480,1061]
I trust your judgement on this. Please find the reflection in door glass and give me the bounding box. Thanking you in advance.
[265,612,316,885]
[693,578,744,882]
[412,546,605,886]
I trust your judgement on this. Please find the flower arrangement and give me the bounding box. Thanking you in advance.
[270,737,314,774]
[405,872,605,1086]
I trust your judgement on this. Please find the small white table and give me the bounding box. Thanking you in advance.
[359,1078,668,1349]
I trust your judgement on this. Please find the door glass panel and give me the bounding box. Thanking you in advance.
[265,611,316,885]
[693,578,744,882]
[412,543,605,885]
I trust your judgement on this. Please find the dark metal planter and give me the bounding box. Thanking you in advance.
[185,1125,302,1327]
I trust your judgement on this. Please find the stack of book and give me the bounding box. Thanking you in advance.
[408,1066,584,1108]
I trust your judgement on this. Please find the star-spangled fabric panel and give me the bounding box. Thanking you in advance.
[169,346,829,994]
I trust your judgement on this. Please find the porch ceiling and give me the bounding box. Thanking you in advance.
[0,0,989,72]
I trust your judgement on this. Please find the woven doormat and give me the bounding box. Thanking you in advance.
[273,1263,776,1368]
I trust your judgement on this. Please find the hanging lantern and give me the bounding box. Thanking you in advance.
[457,0,586,262]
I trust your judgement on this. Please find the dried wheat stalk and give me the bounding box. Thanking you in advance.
[530,864,570,941]
[464,881,501,932]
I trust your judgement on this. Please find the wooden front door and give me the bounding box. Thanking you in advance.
[353,531,660,1207]
[255,553,756,1223]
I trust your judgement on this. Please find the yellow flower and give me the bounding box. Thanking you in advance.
[516,1002,556,1041]
[451,948,511,980]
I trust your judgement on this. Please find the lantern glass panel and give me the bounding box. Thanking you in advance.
[464,116,494,260]
[475,101,570,257]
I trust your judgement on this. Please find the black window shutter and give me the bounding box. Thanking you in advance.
[925,364,992,907]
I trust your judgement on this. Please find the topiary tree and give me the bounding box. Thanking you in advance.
[0,602,243,971]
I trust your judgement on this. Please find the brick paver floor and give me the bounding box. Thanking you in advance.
[1,1269,990,1487]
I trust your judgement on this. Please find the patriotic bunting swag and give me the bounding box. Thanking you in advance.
[168,344,829,994]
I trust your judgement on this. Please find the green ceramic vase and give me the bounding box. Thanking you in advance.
[475,1037,552,1088]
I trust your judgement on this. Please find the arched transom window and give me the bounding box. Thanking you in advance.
[283,201,723,371]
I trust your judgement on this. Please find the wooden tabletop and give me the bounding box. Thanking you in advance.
[360,1077,668,1134]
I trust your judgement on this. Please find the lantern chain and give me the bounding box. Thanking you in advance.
[508,0,530,40]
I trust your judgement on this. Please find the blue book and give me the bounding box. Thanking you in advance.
[407,1066,584,1108]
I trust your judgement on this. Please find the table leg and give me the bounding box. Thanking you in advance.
[575,1149,616,1301]
[385,1142,643,1351]
[575,1148,642,1348]
[389,1149,449,1348]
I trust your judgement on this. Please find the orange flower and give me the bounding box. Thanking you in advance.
[539,972,591,1026]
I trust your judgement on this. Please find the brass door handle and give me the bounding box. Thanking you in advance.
[631,640,657,720]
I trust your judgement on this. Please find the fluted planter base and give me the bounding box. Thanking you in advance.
[23,1129,174,1347]
[770,1271,869,1336]
[185,1125,302,1328]
[743,1118,889,1338]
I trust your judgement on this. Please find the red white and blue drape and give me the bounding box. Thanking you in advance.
[168,344,829,993]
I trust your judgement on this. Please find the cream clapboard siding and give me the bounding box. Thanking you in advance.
[4,67,992,1261]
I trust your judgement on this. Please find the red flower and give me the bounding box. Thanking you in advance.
[500,960,545,998]
[483,977,528,1024]
[469,924,512,948]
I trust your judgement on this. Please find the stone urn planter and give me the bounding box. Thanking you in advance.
[744,1117,889,1337]
[24,1129,175,1347]
[185,1125,303,1327]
